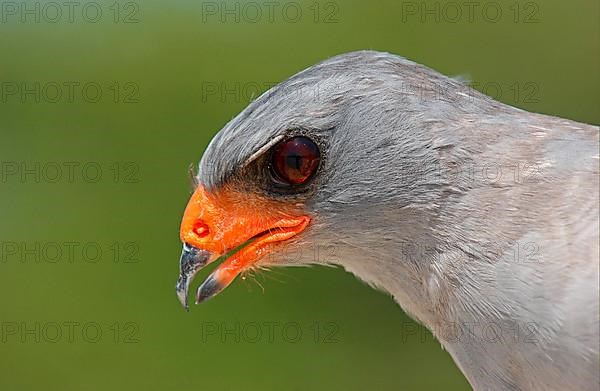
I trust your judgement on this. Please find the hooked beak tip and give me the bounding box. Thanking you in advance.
[176,243,211,310]
[176,288,190,311]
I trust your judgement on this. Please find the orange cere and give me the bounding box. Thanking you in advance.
[180,185,310,273]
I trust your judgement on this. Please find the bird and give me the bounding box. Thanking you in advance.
[175,51,599,390]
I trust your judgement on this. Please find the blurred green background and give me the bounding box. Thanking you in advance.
[0,0,598,390]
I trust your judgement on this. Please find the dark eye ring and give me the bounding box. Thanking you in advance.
[270,136,320,186]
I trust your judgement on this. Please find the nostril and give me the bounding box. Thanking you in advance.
[193,221,210,238]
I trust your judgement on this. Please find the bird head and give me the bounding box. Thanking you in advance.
[176,50,477,312]
[173,50,600,391]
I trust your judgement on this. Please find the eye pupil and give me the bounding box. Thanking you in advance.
[272,136,320,185]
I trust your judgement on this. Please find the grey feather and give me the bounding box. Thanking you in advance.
[197,51,599,390]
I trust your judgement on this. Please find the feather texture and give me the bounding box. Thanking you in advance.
[197,51,599,390]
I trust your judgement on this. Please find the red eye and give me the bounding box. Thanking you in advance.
[271,136,320,185]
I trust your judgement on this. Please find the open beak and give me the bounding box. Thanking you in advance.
[175,185,310,310]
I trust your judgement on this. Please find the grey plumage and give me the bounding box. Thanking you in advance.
[197,51,599,390]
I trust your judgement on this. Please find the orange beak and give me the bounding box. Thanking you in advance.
[176,185,310,309]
